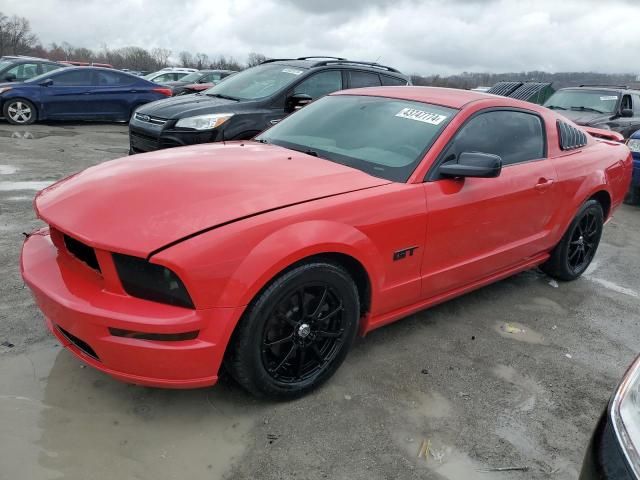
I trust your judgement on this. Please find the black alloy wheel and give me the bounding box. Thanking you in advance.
[227,262,360,399]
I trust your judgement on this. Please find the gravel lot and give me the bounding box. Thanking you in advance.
[1,123,639,480]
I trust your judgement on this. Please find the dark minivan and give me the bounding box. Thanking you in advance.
[129,56,410,153]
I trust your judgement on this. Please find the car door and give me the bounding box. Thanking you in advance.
[91,70,138,119]
[41,69,95,119]
[421,109,558,299]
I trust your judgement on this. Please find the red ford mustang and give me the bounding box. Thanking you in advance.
[21,87,633,398]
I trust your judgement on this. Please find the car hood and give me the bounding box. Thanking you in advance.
[35,142,390,256]
[557,110,611,126]
[136,93,242,119]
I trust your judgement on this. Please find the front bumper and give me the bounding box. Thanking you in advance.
[129,118,220,153]
[20,229,243,388]
[580,410,637,480]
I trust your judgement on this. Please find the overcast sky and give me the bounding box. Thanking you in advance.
[2,0,639,74]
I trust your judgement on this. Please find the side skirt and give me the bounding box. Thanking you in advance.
[361,252,550,335]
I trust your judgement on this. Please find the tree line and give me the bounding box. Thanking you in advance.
[1,11,637,88]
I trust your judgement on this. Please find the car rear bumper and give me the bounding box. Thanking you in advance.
[20,229,243,389]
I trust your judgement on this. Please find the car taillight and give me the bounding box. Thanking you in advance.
[152,87,173,97]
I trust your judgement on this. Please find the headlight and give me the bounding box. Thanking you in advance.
[175,113,234,130]
[0,86,12,94]
[611,355,640,477]
[626,139,640,153]
[112,253,194,309]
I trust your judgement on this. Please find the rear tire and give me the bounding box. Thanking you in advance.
[226,262,359,399]
[541,199,603,281]
[3,98,37,125]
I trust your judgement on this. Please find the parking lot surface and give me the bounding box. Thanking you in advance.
[1,123,639,480]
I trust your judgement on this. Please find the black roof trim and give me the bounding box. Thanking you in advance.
[259,57,401,74]
[578,84,629,89]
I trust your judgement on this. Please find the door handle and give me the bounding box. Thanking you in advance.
[129,90,138,93]
[534,178,555,191]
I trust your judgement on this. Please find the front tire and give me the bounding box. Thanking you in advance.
[226,262,360,399]
[3,98,37,125]
[541,199,604,281]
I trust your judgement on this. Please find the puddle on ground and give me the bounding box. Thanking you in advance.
[0,164,18,175]
[392,431,494,479]
[494,321,546,345]
[492,364,547,412]
[0,130,78,139]
[0,181,54,191]
[0,344,255,480]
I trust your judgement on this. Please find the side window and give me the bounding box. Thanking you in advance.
[442,110,545,167]
[52,70,94,86]
[41,63,62,74]
[381,75,408,86]
[348,71,381,88]
[203,73,222,83]
[96,70,135,86]
[633,94,640,115]
[5,63,39,81]
[152,73,172,83]
[293,70,342,99]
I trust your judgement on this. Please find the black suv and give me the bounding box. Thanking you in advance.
[0,56,65,82]
[129,56,410,153]
[544,85,640,138]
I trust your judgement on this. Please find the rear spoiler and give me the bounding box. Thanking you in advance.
[583,127,624,143]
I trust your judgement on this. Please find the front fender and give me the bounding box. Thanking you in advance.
[219,220,384,307]
[153,219,385,310]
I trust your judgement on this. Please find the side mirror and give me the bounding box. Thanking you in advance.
[439,152,502,179]
[4,73,16,82]
[621,108,633,118]
[39,78,53,87]
[285,93,312,113]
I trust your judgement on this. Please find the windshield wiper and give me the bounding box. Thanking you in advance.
[254,138,269,144]
[570,106,605,114]
[287,146,321,158]
[546,105,567,110]
[206,93,240,101]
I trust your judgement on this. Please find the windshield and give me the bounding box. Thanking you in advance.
[256,95,456,182]
[0,60,14,71]
[179,71,204,83]
[203,63,307,101]
[544,90,619,114]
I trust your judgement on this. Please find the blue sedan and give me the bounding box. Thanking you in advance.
[627,131,640,204]
[0,67,173,125]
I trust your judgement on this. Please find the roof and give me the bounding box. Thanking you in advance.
[332,86,494,109]
[261,57,404,75]
[560,85,640,94]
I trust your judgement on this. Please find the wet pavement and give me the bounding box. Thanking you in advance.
[1,123,639,479]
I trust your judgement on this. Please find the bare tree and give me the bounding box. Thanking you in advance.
[246,52,267,68]
[178,51,194,68]
[195,52,209,69]
[2,15,37,55]
[61,41,74,60]
[151,47,171,67]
